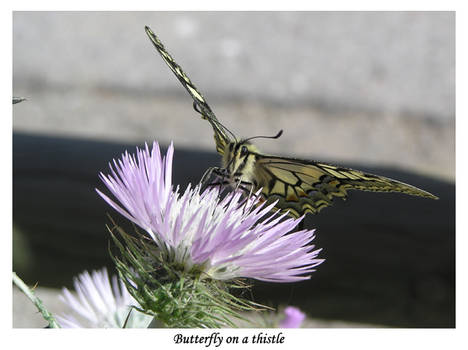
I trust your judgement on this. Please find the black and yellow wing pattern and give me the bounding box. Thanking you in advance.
[145,25,438,218]
[145,26,233,155]
[255,155,438,218]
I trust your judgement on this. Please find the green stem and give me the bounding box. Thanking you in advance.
[12,272,61,328]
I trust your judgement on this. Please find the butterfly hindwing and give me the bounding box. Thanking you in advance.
[145,26,232,154]
[255,155,438,218]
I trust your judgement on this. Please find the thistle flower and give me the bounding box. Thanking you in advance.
[279,306,306,328]
[97,142,323,283]
[56,268,152,328]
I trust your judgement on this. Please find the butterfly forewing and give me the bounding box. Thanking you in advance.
[145,26,232,155]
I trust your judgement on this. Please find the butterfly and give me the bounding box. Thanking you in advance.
[144,26,438,218]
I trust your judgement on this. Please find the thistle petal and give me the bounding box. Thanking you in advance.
[97,142,324,282]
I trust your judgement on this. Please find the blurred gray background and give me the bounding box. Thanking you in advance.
[13,11,454,180]
[13,11,455,328]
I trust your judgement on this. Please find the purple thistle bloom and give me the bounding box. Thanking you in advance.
[97,142,323,282]
[279,306,306,328]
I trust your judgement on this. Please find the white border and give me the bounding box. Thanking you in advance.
[4,2,464,350]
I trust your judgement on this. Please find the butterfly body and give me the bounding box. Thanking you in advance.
[144,26,438,218]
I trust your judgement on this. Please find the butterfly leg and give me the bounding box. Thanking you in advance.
[200,167,234,200]
[200,167,230,187]
[232,178,267,211]
[200,166,217,187]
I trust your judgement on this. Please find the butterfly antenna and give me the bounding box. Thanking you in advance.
[243,129,283,143]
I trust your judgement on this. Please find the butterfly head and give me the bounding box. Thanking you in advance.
[221,130,283,184]
[221,141,259,183]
